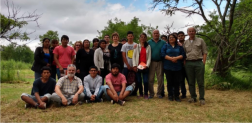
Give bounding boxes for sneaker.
[100,98,103,102]
[131,82,136,90]
[158,95,163,98]
[200,100,205,105]
[188,98,197,103]
[148,96,153,99]
[144,95,148,99]
[175,97,181,102]
[181,95,186,99]
[85,100,90,103]
[111,100,115,104]
[168,96,173,101]
[25,103,32,108]
[117,100,125,106]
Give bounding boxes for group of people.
[21,27,207,109]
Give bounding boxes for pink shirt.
[105,73,127,92]
[53,45,75,68]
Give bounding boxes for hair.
[111,32,119,39]
[127,31,134,36]
[61,35,69,42]
[98,39,107,47]
[89,66,98,71]
[121,38,127,42]
[140,33,148,48]
[42,38,50,47]
[41,66,51,73]
[167,34,178,46]
[111,63,120,70]
[73,41,83,50]
[67,64,76,70]
[82,39,90,48]
[177,31,185,35]
[187,27,196,32]
[51,39,58,44]
[171,32,178,37]
[104,34,110,38]
[161,35,168,39]
[92,38,99,48]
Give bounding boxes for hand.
[203,61,206,65]
[62,97,68,106]
[113,94,119,102]
[76,69,80,73]
[178,42,182,46]
[127,65,132,70]
[90,95,96,101]
[171,57,178,63]
[59,67,64,74]
[38,102,46,109]
[46,63,50,67]
[72,94,79,104]
[143,66,147,69]
[133,66,137,72]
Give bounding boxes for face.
[75,42,81,50]
[89,68,98,77]
[121,41,126,44]
[67,66,76,77]
[152,30,160,40]
[43,39,50,48]
[52,41,59,48]
[178,34,185,41]
[140,34,147,43]
[161,37,167,42]
[111,67,119,76]
[83,41,90,48]
[93,41,99,47]
[127,34,134,42]
[168,35,176,44]
[112,36,119,42]
[104,36,110,43]
[41,70,51,79]
[61,38,69,46]
[100,42,106,49]
[187,27,196,38]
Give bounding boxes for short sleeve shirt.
[53,45,75,68]
[31,78,56,95]
[121,42,136,67]
[105,73,127,92]
[56,76,83,96]
[183,37,207,60]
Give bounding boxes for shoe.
[117,100,125,106]
[168,96,173,101]
[43,103,47,109]
[131,82,136,90]
[25,103,32,108]
[200,100,205,105]
[111,100,115,104]
[175,97,181,102]
[148,96,153,99]
[144,95,148,99]
[85,100,90,103]
[158,95,163,98]
[137,94,143,99]
[181,95,186,99]
[100,98,103,102]
[188,98,197,103]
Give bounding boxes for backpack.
[127,71,135,86]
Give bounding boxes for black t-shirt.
[76,49,95,72]
[108,43,123,68]
[31,78,56,95]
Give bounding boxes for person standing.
[92,38,99,51]
[183,27,207,105]
[53,35,75,79]
[148,30,166,98]
[32,38,52,80]
[50,39,59,80]
[76,40,95,82]
[108,32,123,72]
[104,34,110,49]
[132,33,151,99]
[161,34,185,102]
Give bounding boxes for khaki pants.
[148,61,164,97]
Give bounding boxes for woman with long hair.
[132,33,151,99]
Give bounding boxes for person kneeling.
[51,64,84,106]
[104,63,135,106]
[21,66,56,109]
[83,66,104,103]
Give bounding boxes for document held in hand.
[137,62,146,70]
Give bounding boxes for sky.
[0,0,217,51]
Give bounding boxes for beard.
[112,72,119,76]
[67,73,75,77]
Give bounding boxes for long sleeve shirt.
[84,74,102,97]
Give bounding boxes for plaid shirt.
[57,75,83,96]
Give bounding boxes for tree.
[39,30,59,43]
[152,0,252,77]
[0,0,41,42]
[97,17,157,43]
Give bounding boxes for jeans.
[164,69,182,97]
[122,68,138,95]
[83,86,104,102]
[34,72,41,80]
[56,68,67,80]
[136,68,149,95]
[103,85,134,100]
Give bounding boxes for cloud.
[0,0,207,51]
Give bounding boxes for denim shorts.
[103,85,133,100]
[21,93,51,102]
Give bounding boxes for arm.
[54,85,68,105]
[106,81,117,95]
[76,50,81,73]
[201,39,208,65]
[34,92,46,108]
[94,77,102,96]
[203,54,207,65]
[132,47,137,67]
[119,82,126,97]
[54,53,63,71]
[34,47,47,66]
[84,77,92,98]
[94,50,100,71]
[146,46,151,67]
[122,52,131,70]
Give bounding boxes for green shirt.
[148,39,166,61]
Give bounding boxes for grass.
[1,69,252,122]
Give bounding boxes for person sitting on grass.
[103,63,135,106]
[21,66,56,109]
[50,64,84,106]
[83,66,104,103]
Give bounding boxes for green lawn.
[1,69,252,122]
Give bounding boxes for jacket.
[132,44,151,67]
[31,47,52,73]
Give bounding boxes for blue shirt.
[148,39,166,61]
[44,53,50,63]
[161,44,185,71]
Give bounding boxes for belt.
[186,59,202,62]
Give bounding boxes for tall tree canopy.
[39,30,59,43]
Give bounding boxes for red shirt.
[139,47,147,64]
[105,73,127,92]
[53,45,75,68]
